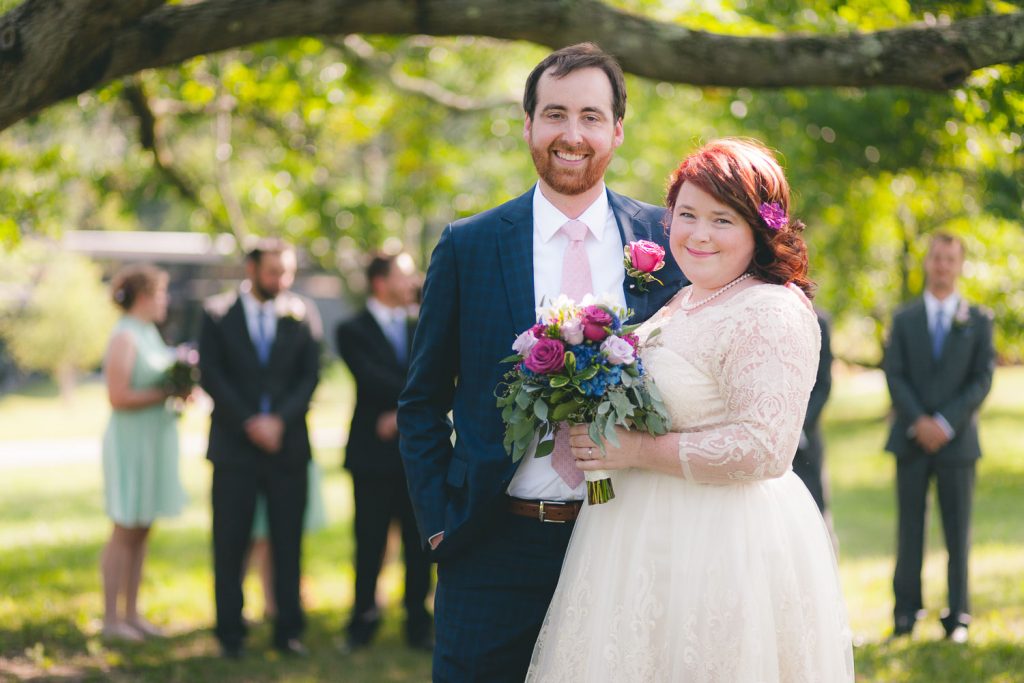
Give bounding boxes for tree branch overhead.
[1,0,1022,132]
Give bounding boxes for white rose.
[560,317,585,345]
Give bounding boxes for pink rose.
[628,240,665,273]
[530,323,547,338]
[582,305,613,342]
[622,333,639,350]
[524,337,566,374]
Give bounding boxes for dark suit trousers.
[433,509,575,683]
[894,456,975,625]
[792,446,826,513]
[350,473,432,635]
[212,461,308,648]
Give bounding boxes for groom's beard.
[530,140,614,196]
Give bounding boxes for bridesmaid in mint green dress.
[100,265,186,641]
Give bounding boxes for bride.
[527,138,854,682]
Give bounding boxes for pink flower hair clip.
[758,202,788,231]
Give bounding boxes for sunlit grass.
[1,364,1022,681]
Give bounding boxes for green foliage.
[1,2,1021,359]
[0,247,117,393]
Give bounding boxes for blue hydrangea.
[580,364,623,397]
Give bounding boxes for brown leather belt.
[507,496,582,523]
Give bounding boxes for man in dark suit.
[199,239,322,658]
[883,232,995,643]
[398,43,685,681]
[335,252,432,652]
[792,311,838,549]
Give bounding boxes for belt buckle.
[538,500,566,524]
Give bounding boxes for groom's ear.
[523,115,533,142]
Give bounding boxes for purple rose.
[524,337,566,374]
[512,329,539,356]
[628,240,666,273]
[582,306,613,342]
[601,335,636,365]
[622,333,639,350]
[530,323,547,338]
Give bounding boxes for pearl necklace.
[680,272,754,311]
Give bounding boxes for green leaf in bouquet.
[610,390,632,420]
[604,417,621,447]
[596,400,611,415]
[550,399,580,422]
[588,421,606,455]
[623,364,640,378]
[647,326,663,341]
[647,380,664,402]
[619,322,641,334]
[535,438,555,458]
[507,409,525,424]
[646,412,667,435]
[576,365,599,381]
[533,400,549,421]
[512,416,535,441]
[499,354,523,364]
[564,351,577,376]
[620,371,635,387]
[550,388,569,403]
[549,375,570,388]
[515,390,532,410]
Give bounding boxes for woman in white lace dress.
[527,138,854,682]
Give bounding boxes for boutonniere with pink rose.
[952,298,970,329]
[623,240,666,293]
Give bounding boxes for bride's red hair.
[665,138,814,298]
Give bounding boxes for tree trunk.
[56,361,77,406]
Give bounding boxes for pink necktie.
[552,219,592,488]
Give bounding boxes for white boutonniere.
[276,296,306,322]
[952,299,970,329]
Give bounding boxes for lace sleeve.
[677,290,820,483]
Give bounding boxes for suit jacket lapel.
[609,189,653,323]
[499,190,537,334]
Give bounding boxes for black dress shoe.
[275,638,309,657]
[346,612,381,649]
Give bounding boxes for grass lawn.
[1,362,1022,682]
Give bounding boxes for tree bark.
[1,0,1022,132]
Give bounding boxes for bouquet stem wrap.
[585,469,615,505]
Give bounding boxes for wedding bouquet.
[496,295,669,504]
[163,344,199,413]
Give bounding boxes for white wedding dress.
[527,284,854,682]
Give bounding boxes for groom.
[398,43,684,681]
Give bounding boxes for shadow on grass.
[0,610,431,683]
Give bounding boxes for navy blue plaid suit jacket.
[398,186,685,558]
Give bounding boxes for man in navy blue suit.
[398,43,685,681]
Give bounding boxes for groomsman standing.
[199,239,322,658]
[336,252,432,652]
[883,232,995,643]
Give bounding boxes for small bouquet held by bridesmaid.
[496,295,670,504]
[163,344,200,413]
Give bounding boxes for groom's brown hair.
[522,43,627,122]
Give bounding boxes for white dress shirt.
[240,286,279,352]
[506,183,626,501]
[366,296,411,352]
[921,289,960,438]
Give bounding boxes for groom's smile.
[524,66,623,200]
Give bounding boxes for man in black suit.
[792,311,838,550]
[335,252,432,651]
[199,239,322,658]
[883,232,995,643]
